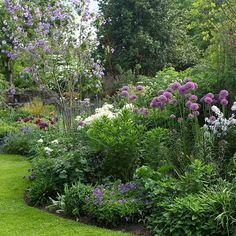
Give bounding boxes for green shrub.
[87,111,145,181]
[147,186,236,236]
[142,127,172,169]
[51,182,92,216]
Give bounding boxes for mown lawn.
[0,154,130,236]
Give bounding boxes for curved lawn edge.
[0,154,130,236]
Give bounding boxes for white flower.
[231,102,236,111]
[37,139,44,143]
[51,139,59,145]
[211,105,221,116]
[44,147,53,155]
[122,103,134,110]
[75,115,82,122]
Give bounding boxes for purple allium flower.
[157,90,165,96]
[150,101,158,108]
[190,103,199,111]
[188,113,194,119]
[169,99,178,105]
[220,98,228,106]
[136,85,144,92]
[186,100,192,109]
[121,90,129,97]
[209,116,216,123]
[206,93,214,99]
[163,91,172,99]
[204,96,213,105]
[178,86,188,95]
[128,95,138,102]
[166,87,173,93]
[184,77,192,83]
[185,81,196,90]
[219,90,229,98]
[170,114,176,119]
[171,82,181,90]
[121,86,129,91]
[78,120,85,127]
[159,95,168,103]
[189,95,198,102]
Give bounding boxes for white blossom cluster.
[76,103,134,129]
[204,105,236,137]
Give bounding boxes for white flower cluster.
[204,105,236,137]
[44,147,53,155]
[76,103,135,129]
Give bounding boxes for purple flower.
[185,82,197,90]
[189,95,198,102]
[209,116,216,123]
[128,95,138,102]
[163,91,172,99]
[166,87,173,93]
[136,85,144,92]
[170,82,181,90]
[22,67,32,73]
[204,96,213,105]
[190,103,199,111]
[206,93,214,99]
[159,95,168,103]
[186,100,192,109]
[121,90,129,97]
[169,99,177,105]
[178,86,188,95]
[157,90,165,96]
[140,108,149,116]
[121,86,129,91]
[133,108,139,113]
[219,90,229,98]
[220,98,228,106]
[188,113,194,119]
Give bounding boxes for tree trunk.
[5,57,13,84]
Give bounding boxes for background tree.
[97,0,199,77]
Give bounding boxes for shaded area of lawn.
[0,155,129,236]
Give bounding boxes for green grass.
[0,155,130,236]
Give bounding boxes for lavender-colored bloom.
[128,95,138,102]
[166,87,173,93]
[121,86,129,91]
[170,82,181,90]
[189,95,198,102]
[188,113,194,119]
[190,103,199,111]
[209,116,216,122]
[186,100,192,109]
[204,96,213,105]
[133,108,139,113]
[22,67,32,73]
[159,95,168,103]
[121,90,129,97]
[185,81,196,90]
[219,90,229,98]
[136,85,144,91]
[140,108,149,116]
[206,93,214,99]
[178,86,188,95]
[220,98,228,106]
[163,91,172,99]
[150,101,158,108]
[157,90,165,96]
[169,99,177,105]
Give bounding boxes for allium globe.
[220,98,228,106]
[190,103,199,111]
[170,82,181,90]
